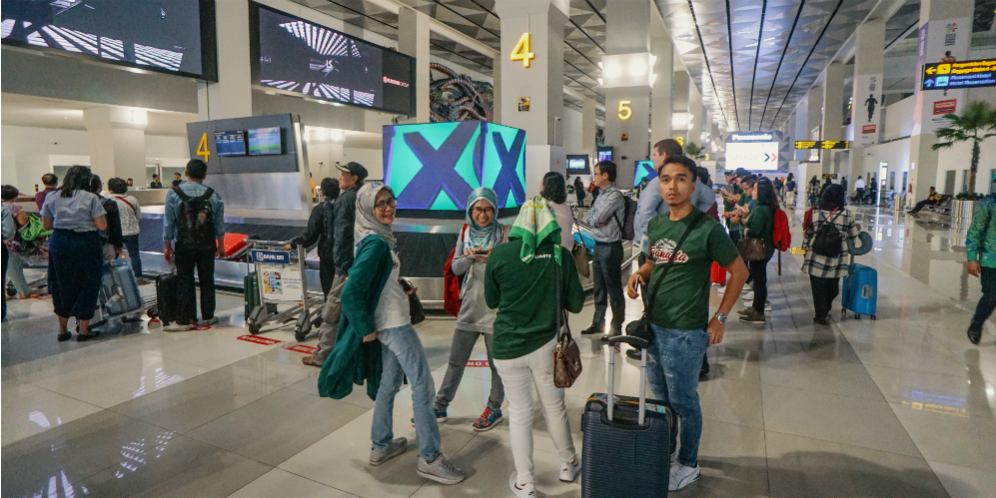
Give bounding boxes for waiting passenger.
[319,182,466,484]
[432,187,507,432]
[2,190,11,320]
[149,174,163,189]
[625,156,748,491]
[35,173,58,210]
[802,185,860,325]
[163,159,225,331]
[286,177,339,296]
[41,166,107,341]
[107,178,143,279]
[966,193,996,344]
[740,177,778,323]
[485,196,584,498]
[2,185,39,299]
[573,176,585,207]
[541,172,575,250]
[908,186,942,214]
[582,160,626,336]
[305,162,366,367]
[84,175,123,261]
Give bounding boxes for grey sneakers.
[369,437,407,466]
[416,453,466,484]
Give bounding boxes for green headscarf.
[507,196,562,265]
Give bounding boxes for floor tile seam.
[240,468,363,498]
[755,376,888,403]
[863,362,996,387]
[760,427,933,463]
[173,383,311,437]
[4,379,111,412]
[882,404,996,475]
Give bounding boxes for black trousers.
[319,257,335,297]
[909,199,933,213]
[809,275,840,320]
[576,191,585,207]
[592,240,625,330]
[2,245,7,320]
[175,246,216,324]
[749,257,771,313]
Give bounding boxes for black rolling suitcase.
[155,272,184,325]
[582,336,675,498]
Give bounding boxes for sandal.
[76,331,101,342]
[57,332,72,342]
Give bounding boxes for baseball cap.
[336,162,368,181]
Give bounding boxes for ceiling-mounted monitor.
[1,0,217,80]
[566,154,590,174]
[250,2,416,116]
[596,146,613,163]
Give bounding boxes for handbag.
[626,211,707,343]
[553,259,582,388]
[737,229,767,262]
[442,225,469,317]
[571,222,591,279]
[400,279,426,325]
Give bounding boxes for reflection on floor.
[2,207,995,498]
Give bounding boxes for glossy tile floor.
[2,207,995,498]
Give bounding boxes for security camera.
[555,117,562,121]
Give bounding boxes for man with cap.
[304,162,368,366]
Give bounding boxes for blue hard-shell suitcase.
[100,258,142,317]
[842,261,877,320]
[582,336,675,498]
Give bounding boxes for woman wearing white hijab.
[334,182,466,484]
[430,187,507,432]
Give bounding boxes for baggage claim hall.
[3,0,996,496]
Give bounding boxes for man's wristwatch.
[713,312,728,324]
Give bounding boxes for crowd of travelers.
[7,133,996,496]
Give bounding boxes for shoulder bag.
[737,228,767,262]
[625,211,707,342]
[570,222,591,278]
[554,254,582,388]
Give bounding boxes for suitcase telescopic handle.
[603,336,649,425]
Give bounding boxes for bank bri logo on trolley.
[250,250,291,264]
[382,122,527,212]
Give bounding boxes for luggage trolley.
[245,240,323,339]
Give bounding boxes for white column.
[198,0,252,120]
[849,19,886,182]
[909,0,975,199]
[688,84,703,148]
[399,8,431,123]
[821,62,845,174]
[582,97,597,160]
[672,71,690,142]
[650,34,673,144]
[83,107,148,183]
[494,0,568,196]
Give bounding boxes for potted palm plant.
[932,101,996,227]
[684,141,707,160]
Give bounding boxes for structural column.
[849,19,886,183]
[821,62,845,175]
[602,0,653,186]
[197,0,252,119]
[650,32,673,144]
[399,8,431,123]
[672,71,690,143]
[688,84,703,149]
[909,0,975,200]
[582,97,598,161]
[83,107,148,183]
[494,0,568,197]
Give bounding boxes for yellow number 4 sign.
[197,132,211,163]
[510,33,535,68]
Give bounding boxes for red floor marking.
[285,344,318,354]
[237,335,283,346]
[465,360,490,368]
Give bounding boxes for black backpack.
[173,186,216,248]
[612,193,637,241]
[811,210,844,258]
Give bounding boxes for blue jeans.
[645,324,709,467]
[371,324,441,462]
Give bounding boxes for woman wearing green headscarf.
[484,196,585,497]
[431,187,507,432]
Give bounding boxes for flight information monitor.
[251,2,415,115]
[383,121,526,213]
[215,131,247,156]
[248,127,282,156]
[566,154,590,174]
[597,146,613,163]
[1,0,217,80]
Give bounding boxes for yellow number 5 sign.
[510,33,535,68]
[617,100,632,120]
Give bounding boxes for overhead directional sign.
[794,140,850,150]
[921,58,996,91]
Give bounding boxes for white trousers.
[493,337,578,484]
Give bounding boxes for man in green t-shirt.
[625,156,749,492]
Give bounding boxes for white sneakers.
[163,322,190,332]
[559,455,581,482]
[669,463,701,491]
[509,474,542,498]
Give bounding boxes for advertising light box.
[1,0,217,80]
[724,132,781,171]
[633,160,656,187]
[383,122,526,213]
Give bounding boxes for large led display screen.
[1,0,216,80]
[725,142,779,171]
[383,122,526,213]
[633,160,656,187]
[251,3,415,116]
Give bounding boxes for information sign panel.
[921,59,996,91]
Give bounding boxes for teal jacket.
[318,235,394,400]
[967,195,996,268]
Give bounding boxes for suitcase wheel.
[247,319,260,335]
[5,282,16,297]
[147,308,159,319]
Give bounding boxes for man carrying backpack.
[582,160,626,336]
[163,159,225,331]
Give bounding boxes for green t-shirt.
[731,193,750,233]
[745,204,775,260]
[723,184,742,211]
[644,209,740,330]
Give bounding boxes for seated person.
[908,187,942,214]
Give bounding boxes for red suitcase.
[223,233,249,259]
[711,261,726,285]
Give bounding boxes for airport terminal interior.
[3,0,996,496]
